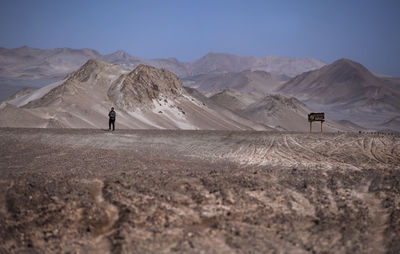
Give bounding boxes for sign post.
[308,113,325,133]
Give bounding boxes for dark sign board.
[308,113,325,122]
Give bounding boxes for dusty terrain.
[0,128,399,253]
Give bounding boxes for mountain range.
[1,46,399,131]
[0,46,325,100]
[0,58,357,131]
[0,60,270,130]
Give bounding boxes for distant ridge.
[0,46,326,81]
[187,52,326,77]
[0,46,101,79]
[183,70,282,95]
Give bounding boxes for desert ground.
[0,128,399,253]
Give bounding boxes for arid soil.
[0,128,399,253]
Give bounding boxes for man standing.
[108,107,116,131]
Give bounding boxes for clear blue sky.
[0,0,399,76]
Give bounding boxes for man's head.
[111,107,114,111]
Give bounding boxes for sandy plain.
[0,128,399,253]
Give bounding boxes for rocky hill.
[108,65,184,110]
[208,89,263,112]
[208,89,359,132]
[279,59,400,131]
[241,94,349,132]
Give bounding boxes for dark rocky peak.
[325,58,376,83]
[108,64,184,109]
[125,64,183,96]
[330,58,369,72]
